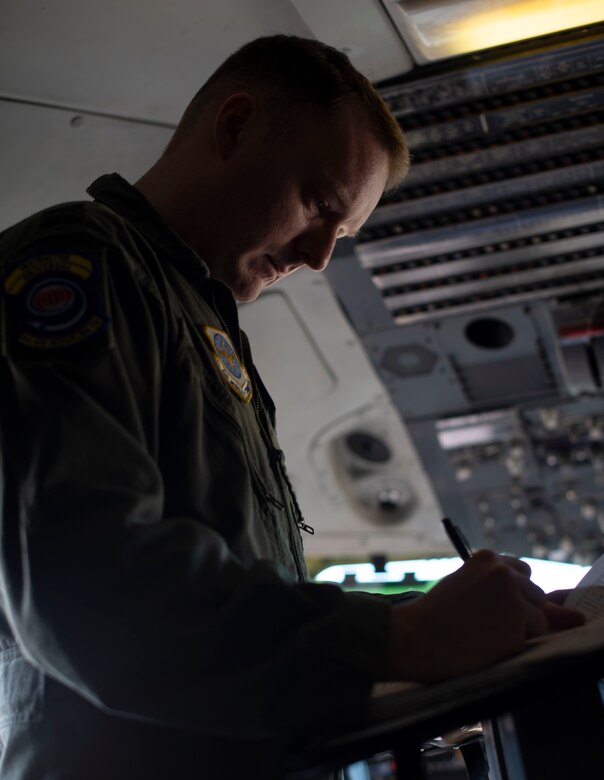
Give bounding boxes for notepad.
[564,551,604,621]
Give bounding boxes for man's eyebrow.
[330,181,348,210]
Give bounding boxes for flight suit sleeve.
[0,216,391,744]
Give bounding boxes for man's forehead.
[269,98,390,205]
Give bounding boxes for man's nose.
[296,226,338,272]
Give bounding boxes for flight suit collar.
[87,173,210,290]
[87,174,276,423]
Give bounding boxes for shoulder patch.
[1,250,111,354]
[202,325,253,403]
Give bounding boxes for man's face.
[205,102,390,301]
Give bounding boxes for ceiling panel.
[0,100,171,229]
[0,0,412,124]
[292,0,413,80]
[0,0,312,122]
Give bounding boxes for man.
[0,35,583,779]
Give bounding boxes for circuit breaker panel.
[328,30,604,564]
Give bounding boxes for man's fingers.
[487,553,551,610]
[544,602,586,630]
[524,603,549,638]
[501,555,532,577]
[546,589,572,606]
[518,576,546,607]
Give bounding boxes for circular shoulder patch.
[2,251,109,352]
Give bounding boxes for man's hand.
[381,549,585,683]
[544,589,587,630]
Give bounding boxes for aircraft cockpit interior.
[2,2,604,778]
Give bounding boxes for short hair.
[166,35,409,191]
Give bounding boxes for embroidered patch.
[202,325,253,403]
[1,251,109,353]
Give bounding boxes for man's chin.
[233,275,280,302]
[234,291,260,303]
[232,282,265,303]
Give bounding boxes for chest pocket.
[187,324,306,576]
[0,644,45,738]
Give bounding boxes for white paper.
[564,551,604,621]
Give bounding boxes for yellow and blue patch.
[1,250,110,354]
[202,325,252,402]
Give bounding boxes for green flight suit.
[0,175,390,779]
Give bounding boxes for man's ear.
[214,93,256,160]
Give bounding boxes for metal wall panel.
[328,30,604,564]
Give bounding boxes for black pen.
[442,517,473,561]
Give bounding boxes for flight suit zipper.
[250,384,313,582]
[252,383,314,536]
[210,287,312,578]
